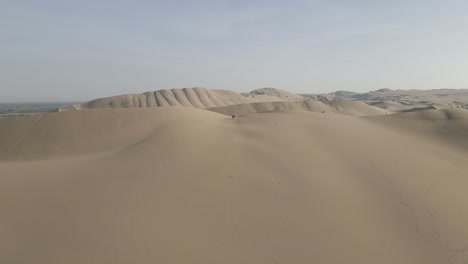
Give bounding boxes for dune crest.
[58,87,389,117]
[59,87,305,111]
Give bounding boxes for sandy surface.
[1,104,468,263]
[322,88,468,112]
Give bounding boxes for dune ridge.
[208,99,389,116]
[58,87,388,117]
[59,87,305,111]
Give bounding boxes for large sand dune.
[59,87,468,117]
[1,106,468,263]
[59,87,304,111]
[57,87,387,117]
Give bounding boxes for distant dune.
[208,99,388,116]
[1,104,468,263]
[321,88,468,112]
[59,87,305,111]
[58,87,390,116]
[60,87,468,115]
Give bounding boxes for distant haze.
[1,0,467,101]
[0,96,80,103]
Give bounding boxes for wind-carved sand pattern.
[1,87,468,263]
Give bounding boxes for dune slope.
[1,107,468,264]
[208,99,389,116]
[59,87,304,111]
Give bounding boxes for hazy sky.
[1,0,467,101]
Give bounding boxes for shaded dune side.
[208,100,390,116]
[368,101,444,112]
[60,88,250,110]
[399,105,438,112]
[60,87,304,111]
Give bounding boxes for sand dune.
[1,106,468,263]
[242,87,304,100]
[59,87,304,111]
[367,100,440,112]
[208,99,389,116]
[59,87,468,116]
[321,88,468,112]
[365,109,468,151]
[0,108,183,160]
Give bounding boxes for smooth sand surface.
[1,106,468,263]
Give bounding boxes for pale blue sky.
[1,0,467,101]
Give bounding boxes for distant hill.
[59,87,305,111]
[59,87,468,113]
[306,88,468,111]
